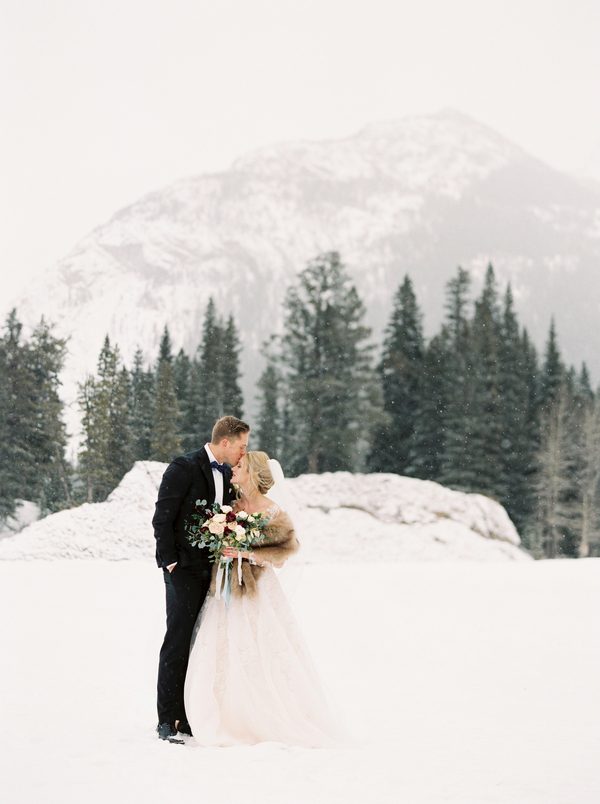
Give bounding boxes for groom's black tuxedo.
[153,446,236,727]
[152,447,236,569]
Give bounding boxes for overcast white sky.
[1,0,600,304]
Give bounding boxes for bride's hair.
[243,451,275,495]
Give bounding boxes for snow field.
[1,559,599,804]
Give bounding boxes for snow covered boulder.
[0,462,529,562]
[289,472,526,561]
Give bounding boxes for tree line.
[1,252,598,558]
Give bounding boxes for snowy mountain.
[8,108,600,420]
[0,462,527,561]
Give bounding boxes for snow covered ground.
[1,559,599,804]
[3,467,595,802]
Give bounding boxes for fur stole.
[209,508,299,598]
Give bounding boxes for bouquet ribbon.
[215,554,244,607]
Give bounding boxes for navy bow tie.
[210,460,228,474]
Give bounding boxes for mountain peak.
[8,110,600,442]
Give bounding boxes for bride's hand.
[222,547,248,560]
[222,547,264,565]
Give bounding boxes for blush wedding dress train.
[183,561,342,747]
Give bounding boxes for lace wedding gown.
[183,510,341,747]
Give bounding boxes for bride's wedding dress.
[183,507,341,747]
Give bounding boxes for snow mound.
[0,462,166,561]
[0,462,528,562]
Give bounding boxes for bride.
[183,451,341,747]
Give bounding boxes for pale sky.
[2,0,600,304]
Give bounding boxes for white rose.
[213,513,227,523]
[221,505,233,514]
[236,510,249,520]
[234,524,246,539]
[208,521,225,535]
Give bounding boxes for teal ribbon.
[222,557,232,607]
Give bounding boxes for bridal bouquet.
[185,501,267,603]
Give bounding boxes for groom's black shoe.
[157,722,184,744]
[176,720,193,737]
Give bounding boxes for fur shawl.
[209,508,299,598]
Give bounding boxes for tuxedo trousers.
[157,564,211,724]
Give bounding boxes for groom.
[153,415,250,742]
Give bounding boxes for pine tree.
[438,268,478,489]
[578,392,600,557]
[495,283,536,528]
[109,367,134,478]
[255,346,282,456]
[151,327,181,461]
[173,349,191,408]
[130,349,154,461]
[531,383,582,557]
[0,310,39,505]
[0,340,12,520]
[180,356,202,451]
[368,275,424,475]
[412,329,450,480]
[578,363,593,402]
[221,314,244,417]
[508,327,542,542]
[78,336,134,501]
[0,312,71,519]
[195,299,224,443]
[0,311,27,521]
[279,251,375,474]
[445,266,471,344]
[466,264,505,498]
[539,318,563,414]
[28,318,72,512]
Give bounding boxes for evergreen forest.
[2,252,599,559]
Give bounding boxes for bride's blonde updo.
[243,451,275,495]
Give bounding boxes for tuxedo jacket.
[152,447,236,570]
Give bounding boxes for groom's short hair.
[211,415,250,443]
